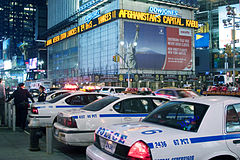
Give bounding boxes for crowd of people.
[0,81,47,131]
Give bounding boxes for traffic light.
[116,55,120,62]
[112,55,120,62]
[224,44,232,55]
[113,55,116,62]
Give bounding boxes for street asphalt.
[0,126,74,160]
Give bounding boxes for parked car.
[99,87,125,95]
[45,90,72,101]
[87,96,240,160]
[53,95,170,146]
[153,88,198,99]
[29,92,107,126]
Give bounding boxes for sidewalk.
[0,127,73,160]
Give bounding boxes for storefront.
[47,0,198,89]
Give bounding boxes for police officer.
[38,85,46,102]
[7,83,35,130]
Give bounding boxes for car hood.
[96,122,197,147]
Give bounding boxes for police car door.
[225,104,240,157]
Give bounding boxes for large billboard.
[219,4,240,48]
[124,22,192,71]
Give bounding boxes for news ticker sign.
[46,9,198,47]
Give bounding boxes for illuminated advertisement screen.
[219,4,240,48]
[3,39,10,60]
[29,58,38,69]
[46,10,198,47]
[124,22,192,71]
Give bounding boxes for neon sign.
[85,10,100,23]
[46,10,198,47]
[149,6,179,17]
[78,0,103,13]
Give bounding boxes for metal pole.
[12,105,16,132]
[128,67,130,88]
[232,12,236,86]
[4,102,8,126]
[46,125,53,154]
[8,103,11,128]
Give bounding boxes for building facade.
[195,0,240,77]
[47,0,198,89]
[0,0,48,87]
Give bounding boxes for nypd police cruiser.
[87,96,240,160]
[54,95,170,146]
[29,92,107,126]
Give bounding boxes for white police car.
[29,92,107,126]
[87,96,240,160]
[53,95,170,146]
[45,90,71,101]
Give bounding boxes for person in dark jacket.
[38,85,47,102]
[7,83,35,130]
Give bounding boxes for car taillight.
[127,141,151,160]
[31,107,38,114]
[63,117,77,128]
[94,133,96,142]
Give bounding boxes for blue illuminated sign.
[85,10,100,23]
[148,6,179,16]
[78,0,103,14]
[195,33,210,48]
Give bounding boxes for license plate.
[54,128,59,136]
[99,137,117,154]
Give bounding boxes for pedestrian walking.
[6,83,35,130]
[38,85,47,102]
[0,78,5,126]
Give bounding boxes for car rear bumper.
[86,144,119,160]
[54,122,95,146]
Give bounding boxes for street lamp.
[115,41,131,88]
[222,5,240,86]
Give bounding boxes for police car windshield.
[143,101,209,132]
[82,96,120,111]
[48,93,71,103]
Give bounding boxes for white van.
[99,87,125,95]
[214,75,233,85]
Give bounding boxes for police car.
[87,96,240,160]
[29,92,107,127]
[45,90,71,101]
[53,95,170,146]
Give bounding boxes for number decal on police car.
[154,141,167,148]
[173,138,190,146]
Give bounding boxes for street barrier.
[28,120,53,154]
[5,102,16,131]
[46,125,53,154]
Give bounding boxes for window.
[143,102,209,132]
[165,90,175,96]
[226,104,240,133]
[65,95,88,105]
[50,92,68,100]
[82,96,119,111]
[152,98,169,107]
[48,93,71,103]
[113,98,155,114]
[86,94,106,103]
